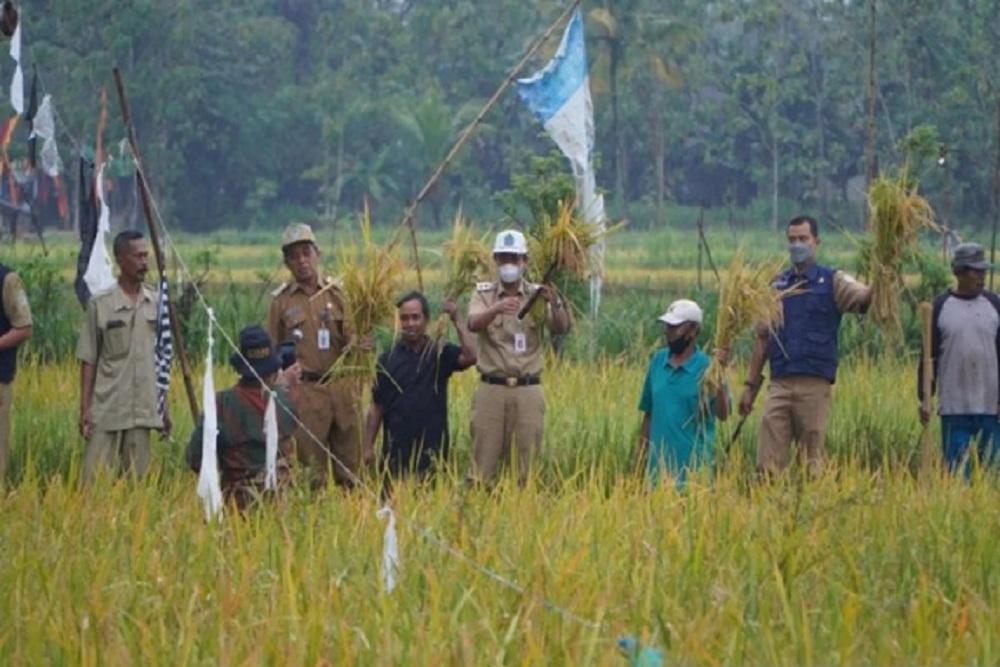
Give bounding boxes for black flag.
[74,153,99,308]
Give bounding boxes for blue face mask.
[789,241,811,265]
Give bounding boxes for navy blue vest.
[0,264,16,383]
[768,264,841,383]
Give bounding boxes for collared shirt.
[638,346,722,485]
[76,284,160,431]
[372,338,463,473]
[468,280,553,377]
[268,275,349,375]
[1,271,31,328]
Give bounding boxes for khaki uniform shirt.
[268,276,349,375]
[2,272,32,328]
[468,280,553,377]
[76,284,160,431]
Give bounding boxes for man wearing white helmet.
[467,229,570,486]
[636,299,730,487]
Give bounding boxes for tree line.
[11,0,1000,234]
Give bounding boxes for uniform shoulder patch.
[476,282,495,292]
[270,281,290,298]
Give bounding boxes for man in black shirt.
[363,291,477,482]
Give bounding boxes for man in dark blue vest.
[739,215,871,475]
[0,262,32,485]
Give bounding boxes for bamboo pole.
[919,302,935,473]
[112,67,199,423]
[991,101,1000,291]
[389,0,583,289]
[864,0,877,229]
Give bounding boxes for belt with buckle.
[300,371,328,383]
[480,374,541,387]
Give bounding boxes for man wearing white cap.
[467,229,570,486]
[636,299,730,487]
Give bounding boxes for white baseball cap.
[657,299,703,326]
[492,229,529,255]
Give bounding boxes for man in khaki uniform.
[268,222,367,488]
[468,229,570,486]
[0,262,32,485]
[77,230,167,482]
[739,215,871,474]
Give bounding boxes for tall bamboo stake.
[112,67,199,423]
[390,0,583,289]
[864,0,877,229]
[919,302,935,473]
[991,100,1000,291]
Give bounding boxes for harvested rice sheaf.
[325,208,403,386]
[866,171,938,334]
[529,199,623,282]
[434,211,492,342]
[701,248,793,398]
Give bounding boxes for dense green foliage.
[11,0,1000,234]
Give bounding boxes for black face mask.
[667,335,692,355]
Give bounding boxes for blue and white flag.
[517,8,607,315]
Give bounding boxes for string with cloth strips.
[124,148,605,636]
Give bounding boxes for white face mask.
[499,263,522,283]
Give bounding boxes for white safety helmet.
[492,229,529,255]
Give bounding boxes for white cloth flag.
[30,94,63,177]
[517,8,607,315]
[376,506,400,594]
[264,391,278,491]
[9,23,21,114]
[83,165,115,296]
[197,310,224,522]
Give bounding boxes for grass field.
[0,226,995,665]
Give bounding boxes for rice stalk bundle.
[867,171,938,334]
[327,207,403,386]
[434,210,492,342]
[529,199,623,281]
[701,248,792,397]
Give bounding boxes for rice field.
[0,228,995,665]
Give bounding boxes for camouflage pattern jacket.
[186,381,296,487]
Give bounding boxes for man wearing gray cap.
[919,242,1000,472]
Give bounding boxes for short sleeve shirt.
[268,276,349,375]
[372,340,463,469]
[2,272,32,328]
[76,284,161,431]
[638,347,721,485]
[468,280,552,377]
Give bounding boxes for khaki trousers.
[0,382,11,485]
[470,383,544,486]
[294,380,362,487]
[757,375,833,474]
[82,428,152,483]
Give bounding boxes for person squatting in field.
[919,242,1000,474]
[636,299,730,488]
[186,326,300,511]
[739,215,872,476]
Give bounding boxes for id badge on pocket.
[514,332,527,354]
[318,327,331,351]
